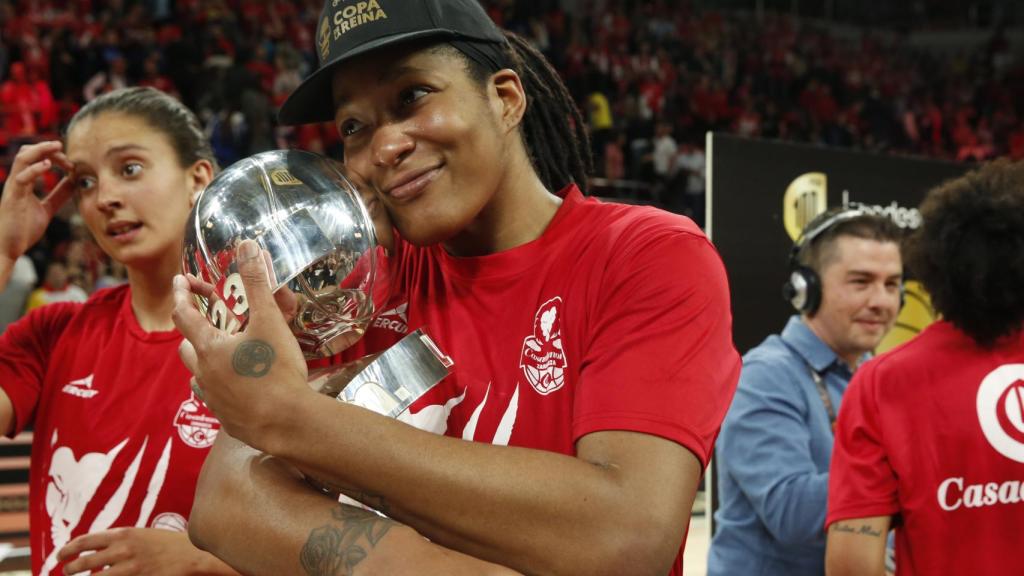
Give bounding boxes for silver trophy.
[182,150,452,421]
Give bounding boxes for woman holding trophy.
[0,87,242,574]
[174,0,741,574]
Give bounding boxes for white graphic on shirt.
[39,432,178,576]
[520,297,567,395]
[135,439,172,527]
[61,374,98,399]
[173,392,220,449]
[89,438,147,533]
[463,383,491,441]
[372,302,409,334]
[460,382,520,446]
[397,388,466,434]
[151,512,188,532]
[976,364,1024,463]
[40,433,127,576]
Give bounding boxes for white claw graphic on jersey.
[398,388,466,434]
[40,435,128,576]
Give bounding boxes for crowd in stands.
[0,0,1021,311]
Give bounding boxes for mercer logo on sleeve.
[372,302,409,334]
[61,374,98,399]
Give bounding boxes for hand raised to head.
[0,141,76,263]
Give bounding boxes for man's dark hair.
[797,211,903,275]
[906,159,1024,347]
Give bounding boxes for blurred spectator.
[94,258,127,291]
[0,255,36,333]
[138,53,177,96]
[587,87,613,168]
[24,261,88,312]
[651,120,678,202]
[603,130,626,180]
[674,141,706,226]
[52,214,105,293]
[1,62,38,136]
[83,54,128,101]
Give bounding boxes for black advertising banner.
[707,133,969,356]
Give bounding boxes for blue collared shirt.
[708,316,859,576]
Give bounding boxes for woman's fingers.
[10,141,63,177]
[40,173,77,217]
[12,158,54,187]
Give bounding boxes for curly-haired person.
[825,159,1024,576]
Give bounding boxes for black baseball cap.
[278,0,505,126]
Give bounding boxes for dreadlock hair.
[906,159,1024,347]
[502,32,592,194]
[441,33,593,194]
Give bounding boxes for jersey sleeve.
[0,302,78,436]
[572,224,741,467]
[826,360,901,528]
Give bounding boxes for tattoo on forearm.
[831,522,883,537]
[300,504,395,576]
[233,340,275,377]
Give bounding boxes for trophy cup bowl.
[182,150,453,432]
[183,149,383,358]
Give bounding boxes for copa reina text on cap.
[328,0,388,39]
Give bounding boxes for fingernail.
[173,275,187,289]
[238,239,258,260]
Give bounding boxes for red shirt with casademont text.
[827,320,1024,575]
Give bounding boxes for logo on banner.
[976,364,1024,463]
[520,297,567,395]
[173,392,221,449]
[783,172,828,241]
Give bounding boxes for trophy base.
[309,328,453,419]
[304,328,453,498]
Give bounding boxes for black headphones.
[782,203,904,315]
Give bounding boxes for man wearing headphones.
[708,205,903,576]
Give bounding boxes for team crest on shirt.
[151,512,188,532]
[976,364,1024,463]
[520,297,567,395]
[173,392,221,449]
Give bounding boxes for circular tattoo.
[232,340,275,378]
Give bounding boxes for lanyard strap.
[807,366,837,433]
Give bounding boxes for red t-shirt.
[0,285,219,576]
[827,321,1024,575]
[343,185,741,575]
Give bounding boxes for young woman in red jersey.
[0,87,239,575]
[174,1,741,575]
